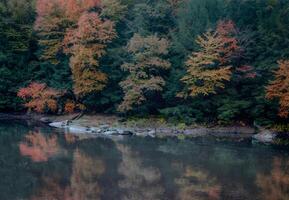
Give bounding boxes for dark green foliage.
[0,0,35,111]
[170,0,225,56]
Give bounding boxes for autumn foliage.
[216,20,241,64]
[63,12,116,96]
[19,131,59,162]
[64,101,76,114]
[64,101,85,113]
[35,0,101,25]
[17,82,60,113]
[179,20,240,98]
[266,60,289,118]
[34,0,72,63]
[179,31,232,97]
[35,0,115,97]
[118,34,171,112]
[236,65,257,79]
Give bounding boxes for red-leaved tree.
[17,82,61,113]
[216,20,241,65]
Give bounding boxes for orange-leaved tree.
[178,20,241,98]
[266,60,289,118]
[35,0,69,64]
[64,100,85,113]
[17,82,61,113]
[36,0,116,99]
[118,34,171,112]
[216,20,241,65]
[35,0,101,64]
[63,12,116,97]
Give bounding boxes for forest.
[1,0,289,127]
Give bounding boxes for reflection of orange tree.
[30,176,72,200]
[19,131,59,162]
[69,149,105,200]
[256,158,289,200]
[30,149,105,200]
[64,133,77,144]
[175,166,221,200]
[117,144,164,200]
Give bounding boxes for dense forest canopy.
[1,0,289,126]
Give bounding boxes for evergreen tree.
[0,0,35,111]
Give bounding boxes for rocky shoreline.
[0,113,287,145]
[49,120,255,137]
[48,120,289,145]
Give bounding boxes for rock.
[212,126,255,135]
[64,120,72,126]
[103,130,119,135]
[122,130,134,135]
[90,127,102,133]
[183,128,207,136]
[115,128,133,135]
[49,121,68,128]
[147,130,156,137]
[68,125,90,134]
[48,120,257,140]
[99,124,110,129]
[135,132,143,136]
[253,130,276,143]
[49,121,135,136]
[158,128,173,135]
[40,117,52,124]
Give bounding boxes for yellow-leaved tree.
[179,20,241,98]
[118,34,171,112]
[266,60,289,118]
[63,12,116,97]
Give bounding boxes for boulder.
[253,130,276,143]
[40,117,52,124]
[49,121,68,128]
[115,128,133,135]
[122,130,134,135]
[147,130,156,137]
[103,130,119,135]
[68,125,90,134]
[90,127,102,133]
[99,124,110,130]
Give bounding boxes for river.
[0,120,288,200]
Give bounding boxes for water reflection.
[256,158,289,200]
[0,121,288,200]
[174,166,221,200]
[117,144,164,200]
[64,133,77,144]
[19,131,60,162]
[28,148,105,200]
[30,175,71,200]
[69,149,105,200]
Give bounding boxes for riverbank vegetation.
[1,0,289,127]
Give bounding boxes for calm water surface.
[0,120,289,200]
